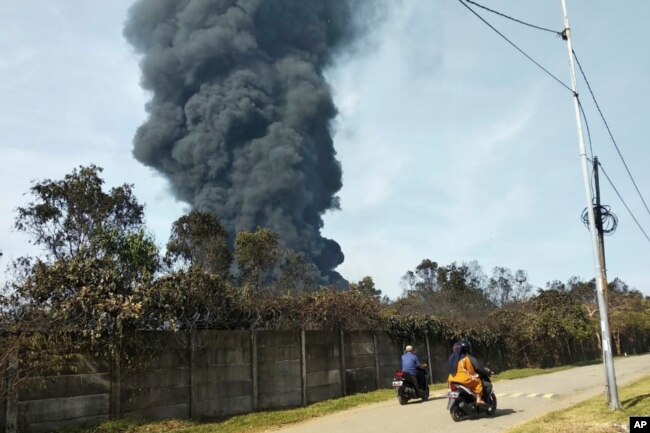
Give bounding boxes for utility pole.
[560,0,620,409]
[593,157,610,310]
[593,156,612,404]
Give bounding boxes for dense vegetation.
[1,165,649,398]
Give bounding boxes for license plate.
[446,391,459,398]
[392,380,403,387]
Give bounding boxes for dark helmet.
[458,340,472,353]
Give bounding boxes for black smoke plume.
[125,0,367,286]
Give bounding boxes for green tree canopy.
[15,164,144,261]
[234,228,281,295]
[165,210,232,276]
[350,276,383,301]
[9,165,160,370]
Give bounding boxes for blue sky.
[1,1,649,298]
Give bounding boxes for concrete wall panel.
[21,414,108,433]
[18,394,108,425]
[121,385,190,412]
[196,380,250,401]
[194,396,252,417]
[122,403,189,421]
[19,372,111,402]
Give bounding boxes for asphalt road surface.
[266,353,650,433]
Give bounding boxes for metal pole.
[593,157,611,403]
[560,0,620,409]
[593,158,610,310]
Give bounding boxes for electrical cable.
[457,0,574,94]
[457,0,650,248]
[462,0,562,36]
[581,205,618,236]
[573,50,650,220]
[598,162,650,244]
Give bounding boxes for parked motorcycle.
[446,368,497,421]
[392,366,430,405]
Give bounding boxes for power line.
[598,161,650,244]
[457,0,650,243]
[572,50,650,220]
[457,0,573,94]
[462,0,562,36]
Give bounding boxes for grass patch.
[492,359,600,382]
[506,374,650,433]
[492,366,572,381]
[61,388,396,433]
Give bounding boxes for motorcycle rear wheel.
[450,402,465,422]
[398,395,409,405]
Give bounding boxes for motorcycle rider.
[447,340,491,405]
[401,345,428,391]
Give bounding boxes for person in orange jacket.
[447,340,490,405]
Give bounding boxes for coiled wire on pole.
[581,204,618,235]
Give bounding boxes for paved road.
[266,354,650,433]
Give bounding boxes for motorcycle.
[392,366,430,405]
[446,368,497,421]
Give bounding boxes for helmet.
[458,340,472,353]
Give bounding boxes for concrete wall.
[305,331,341,404]
[343,331,376,395]
[375,333,402,389]
[4,330,459,432]
[192,331,252,418]
[120,333,190,421]
[17,358,110,433]
[427,340,450,382]
[256,331,302,410]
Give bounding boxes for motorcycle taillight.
[450,383,459,391]
[395,370,405,379]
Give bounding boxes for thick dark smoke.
[125,0,366,286]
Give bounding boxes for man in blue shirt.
[401,345,428,391]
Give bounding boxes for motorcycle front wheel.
[485,393,497,416]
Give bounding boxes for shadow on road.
[494,408,518,417]
[458,408,518,422]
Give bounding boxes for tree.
[147,270,250,330]
[272,250,320,295]
[6,165,160,385]
[165,211,231,277]
[487,267,532,307]
[399,259,438,294]
[395,260,494,319]
[15,165,144,261]
[606,278,649,355]
[234,228,281,295]
[436,262,495,318]
[564,276,598,317]
[415,259,438,292]
[525,290,592,366]
[350,276,383,301]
